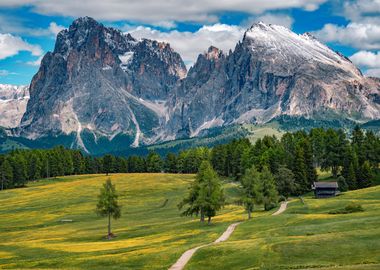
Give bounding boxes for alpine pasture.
[0,173,379,269]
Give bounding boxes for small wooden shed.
[312,182,339,198]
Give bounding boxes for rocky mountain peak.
[7,18,380,153]
[242,21,362,79]
[19,17,188,149]
[205,46,223,60]
[70,16,99,29]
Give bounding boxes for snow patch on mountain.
[119,51,134,71]
[245,22,362,78]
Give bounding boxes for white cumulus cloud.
[0,0,326,24]
[343,0,380,24]
[314,23,380,50]
[0,33,43,60]
[48,22,66,36]
[350,51,380,77]
[314,1,380,51]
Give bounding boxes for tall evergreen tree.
[357,161,373,189]
[197,162,225,224]
[0,159,13,190]
[178,161,224,224]
[164,153,178,173]
[275,166,298,199]
[293,145,308,194]
[300,138,318,185]
[103,154,114,176]
[241,166,262,219]
[260,167,279,211]
[28,153,42,180]
[211,144,227,176]
[96,179,121,239]
[146,152,163,173]
[10,155,27,187]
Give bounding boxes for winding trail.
[169,201,288,270]
[272,201,288,216]
[169,222,241,270]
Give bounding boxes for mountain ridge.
[2,17,380,153]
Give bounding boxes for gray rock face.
[0,84,29,128]
[15,19,380,150]
[19,17,186,150]
[166,22,380,137]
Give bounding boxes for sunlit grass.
[0,173,245,269]
[2,173,378,270]
[186,186,380,270]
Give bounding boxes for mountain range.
[2,17,380,153]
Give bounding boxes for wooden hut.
[312,182,339,198]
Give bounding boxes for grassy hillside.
[1,174,379,270]
[186,186,380,270]
[0,174,244,269]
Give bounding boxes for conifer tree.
[0,159,13,190]
[96,179,121,239]
[357,161,373,188]
[211,144,227,176]
[164,153,178,173]
[337,176,348,192]
[301,138,318,185]
[146,152,163,173]
[241,166,262,219]
[179,161,224,224]
[293,145,308,194]
[197,162,225,224]
[260,167,279,211]
[275,166,298,199]
[103,154,114,176]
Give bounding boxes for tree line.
[1,126,379,194]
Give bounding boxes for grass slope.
[1,174,379,270]
[0,174,244,270]
[186,186,380,270]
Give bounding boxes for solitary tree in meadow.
[179,160,224,224]
[96,179,121,239]
[197,163,225,224]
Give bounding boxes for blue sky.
[0,0,380,85]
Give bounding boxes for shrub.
[337,176,348,192]
[329,202,364,214]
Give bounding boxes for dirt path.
[169,202,288,270]
[168,222,241,270]
[272,201,288,216]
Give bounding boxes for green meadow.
[0,173,379,269]
[187,186,380,270]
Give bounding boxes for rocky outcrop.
[166,22,380,137]
[0,84,29,128]
[19,17,186,150]
[12,19,380,151]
